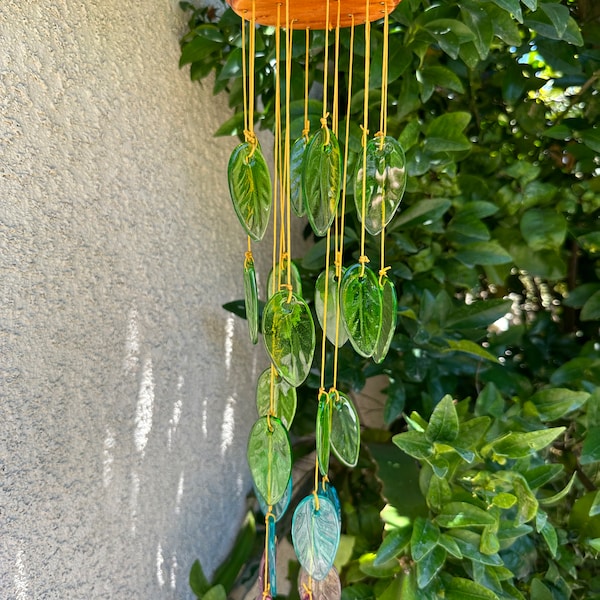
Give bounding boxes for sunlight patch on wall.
[124,308,140,375]
[224,314,235,377]
[134,356,155,455]
[220,395,236,457]
[103,428,116,488]
[14,550,28,600]
[175,472,184,516]
[156,543,165,588]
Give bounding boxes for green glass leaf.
[315,268,348,347]
[256,368,297,429]
[298,566,341,600]
[227,142,272,241]
[340,264,383,358]
[316,395,332,476]
[247,416,292,506]
[354,136,407,235]
[373,278,397,364]
[292,495,341,581]
[262,291,316,387]
[244,258,259,344]
[426,394,459,443]
[302,128,341,236]
[290,137,307,217]
[330,391,360,468]
[254,476,292,522]
[267,259,303,299]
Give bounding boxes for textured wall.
[0,1,272,598]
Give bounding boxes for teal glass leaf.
[228,142,272,241]
[354,136,406,235]
[256,368,297,429]
[247,416,292,506]
[316,395,332,476]
[373,278,398,364]
[318,482,342,523]
[340,264,383,357]
[302,129,341,236]
[330,391,361,467]
[298,566,341,600]
[254,476,292,522]
[244,258,259,344]
[292,495,341,581]
[267,260,303,299]
[315,268,348,347]
[262,291,316,387]
[268,514,277,597]
[290,137,307,217]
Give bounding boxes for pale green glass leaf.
[330,391,360,468]
[244,259,259,344]
[316,395,332,476]
[416,545,446,588]
[247,416,292,505]
[290,137,307,217]
[267,260,303,299]
[292,495,341,581]
[256,368,297,429]
[254,476,292,522]
[228,142,272,241]
[354,136,407,235]
[302,128,341,236]
[315,268,348,347]
[435,502,496,528]
[411,517,440,561]
[373,278,397,364]
[340,264,383,357]
[426,395,459,443]
[262,291,316,387]
[298,566,341,600]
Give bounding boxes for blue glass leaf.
[292,495,341,581]
[268,514,277,597]
[247,416,292,506]
[318,482,342,524]
[244,258,259,344]
[254,476,292,522]
[298,566,341,600]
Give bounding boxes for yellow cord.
[359,5,371,278]
[244,2,258,159]
[285,0,294,300]
[319,229,331,393]
[303,28,311,141]
[263,510,273,597]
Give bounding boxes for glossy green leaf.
[528,388,589,421]
[315,268,348,347]
[411,517,440,561]
[267,260,303,299]
[540,521,558,557]
[330,391,360,468]
[373,278,397,364]
[416,545,446,588]
[426,395,459,443]
[247,416,292,506]
[340,264,383,358]
[438,533,463,559]
[262,291,316,387]
[581,427,600,464]
[581,290,600,322]
[256,367,297,429]
[483,427,565,459]
[316,394,332,476]
[455,241,512,266]
[290,137,307,217]
[492,493,517,509]
[202,585,227,600]
[393,430,433,460]
[520,208,567,251]
[425,111,471,152]
[354,136,407,235]
[446,530,503,566]
[189,559,211,597]
[374,527,411,566]
[445,339,499,363]
[302,128,341,236]
[389,197,451,230]
[298,566,341,600]
[227,142,272,241]
[244,258,259,344]
[523,464,564,489]
[512,475,538,525]
[435,502,496,528]
[292,495,341,581]
[445,577,499,600]
[426,474,452,512]
[480,526,500,555]
[446,299,512,330]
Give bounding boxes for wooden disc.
[227,0,401,29]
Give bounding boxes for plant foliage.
[180,0,600,597]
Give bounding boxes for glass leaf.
[247,416,292,506]
[302,129,341,237]
[256,368,297,429]
[315,268,348,347]
[267,260,303,299]
[256,551,273,600]
[298,566,341,600]
[254,476,292,522]
[262,291,316,387]
[330,391,361,468]
[268,514,277,597]
[228,142,272,241]
[290,137,307,217]
[354,136,406,236]
[244,258,259,344]
[316,395,332,476]
[373,278,398,364]
[318,482,342,523]
[292,495,341,581]
[340,264,383,357]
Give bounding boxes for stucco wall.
[0,2,271,597]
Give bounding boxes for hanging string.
[332,14,355,390]
[285,0,294,303]
[244,2,258,158]
[303,27,311,142]
[320,0,331,144]
[332,0,342,136]
[359,3,371,278]
[263,509,274,598]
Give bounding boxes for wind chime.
[226,0,405,597]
